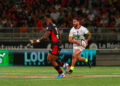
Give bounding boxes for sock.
[54,65,63,74]
[85,59,88,63]
[56,60,63,66]
[69,66,74,73]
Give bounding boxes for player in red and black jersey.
[45,19,62,56]
[30,14,65,78]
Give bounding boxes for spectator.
[36,16,43,31]
[0,0,119,32]
[19,23,27,32]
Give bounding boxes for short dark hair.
[73,17,80,21]
[45,14,51,18]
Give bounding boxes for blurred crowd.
[0,0,120,32]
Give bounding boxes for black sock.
[69,70,73,73]
[56,60,64,66]
[54,65,63,74]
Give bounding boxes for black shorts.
[49,41,62,56]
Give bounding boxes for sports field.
[0,66,120,86]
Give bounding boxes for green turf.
[0,66,120,86]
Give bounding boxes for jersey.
[46,23,61,56]
[46,23,60,42]
[69,26,89,51]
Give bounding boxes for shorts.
[73,46,85,53]
[49,41,62,56]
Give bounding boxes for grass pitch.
[0,66,120,86]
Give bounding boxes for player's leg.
[76,47,91,67]
[56,46,64,67]
[47,53,65,78]
[77,55,91,67]
[56,59,64,66]
[68,49,81,74]
[47,53,58,66]
[47,45,65,78]
[77,56,88,62]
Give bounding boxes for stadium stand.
[0,0,120,30]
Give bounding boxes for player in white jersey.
[66,17,92,74]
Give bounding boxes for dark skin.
[39,17,62,42]
[39,29,62,42]
[39,32,50,41]
[30,32,50,43]
[43,17,60,67]
[30,17,61,68]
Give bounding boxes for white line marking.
[0,75,120,79]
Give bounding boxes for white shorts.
[73,46,85,53]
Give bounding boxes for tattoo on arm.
[39,32,50,41]
[44,32,50,37]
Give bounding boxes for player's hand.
[76,41,81,46]
[30,39,36,44]
[85,40,88,46]
[30,39,40,44]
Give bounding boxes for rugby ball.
[81,40,87,47]
[63,63,69,72]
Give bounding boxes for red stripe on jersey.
[46,30,51,34]
[52,45,58,54]
[51,30,58,42]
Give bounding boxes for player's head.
[44,14,51,20]
[72,17,80,28]
[44,14,52,25]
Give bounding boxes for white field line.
[0,75,120,79]
[0,73,56,75]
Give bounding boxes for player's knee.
[73,52,80,58]
[47,57,50,61]
[47,54,51,61]
[72,54,77,58]
[47,57,53,63]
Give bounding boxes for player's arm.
[85,32,91,41]
[84,31,92,45]
[69,36,81,45]
[30,32,50,44]
[39,32,50,41]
